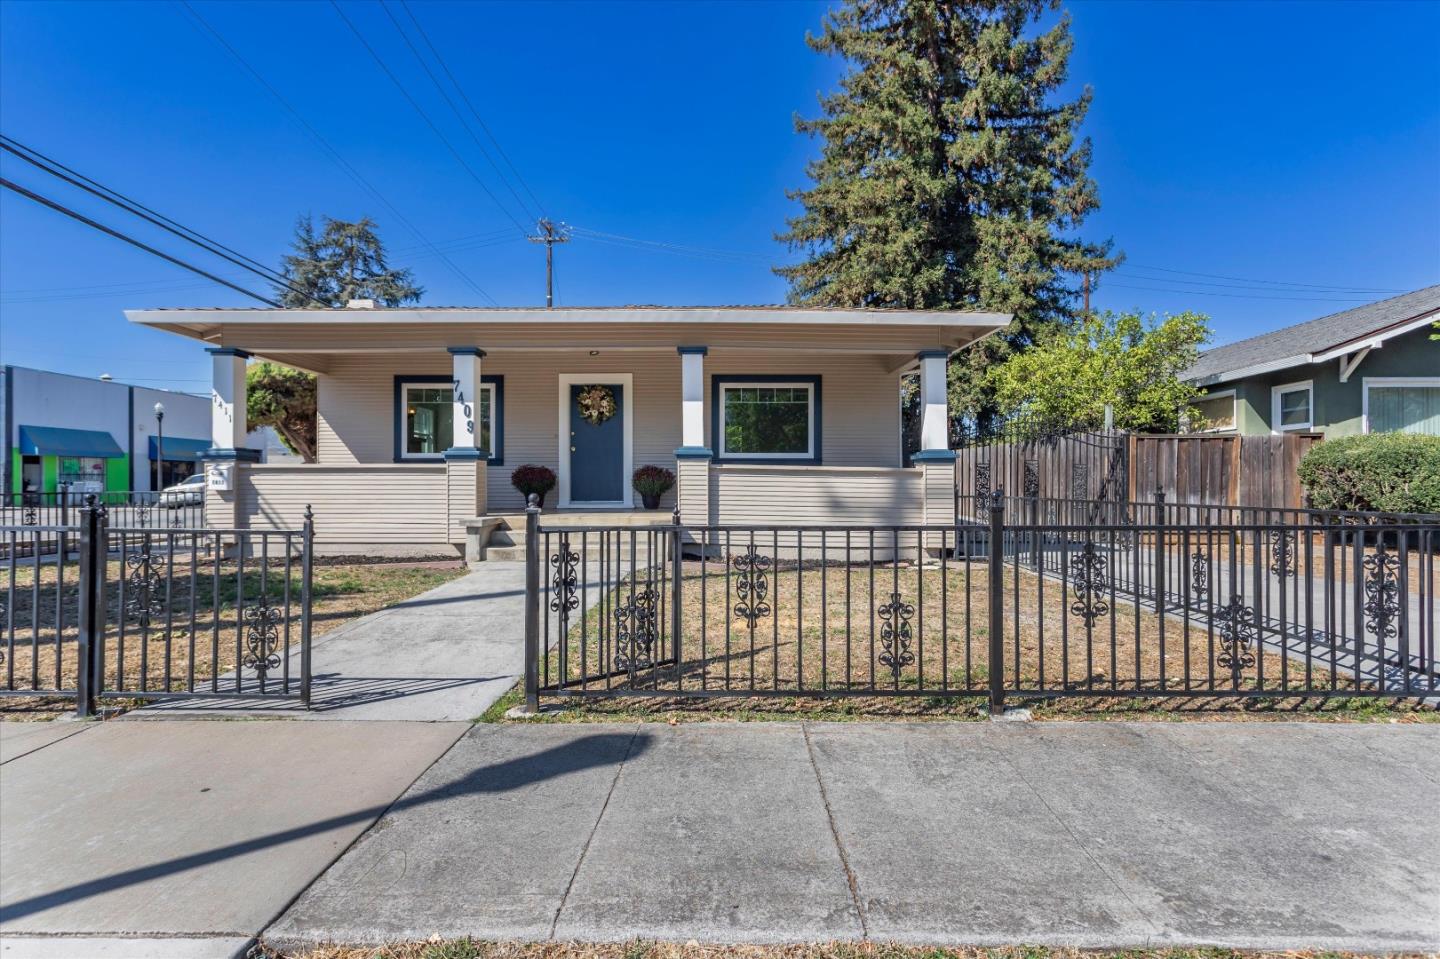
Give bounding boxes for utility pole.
[528,218,570,308]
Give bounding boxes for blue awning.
[18,426,124,459]
[148,436,213,462]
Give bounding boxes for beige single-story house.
[125,304,1009,556]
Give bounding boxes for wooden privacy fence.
[1128,433,1322,509]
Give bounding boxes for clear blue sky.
[2,0,1437,393]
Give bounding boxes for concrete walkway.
[0,718,467,958]
[268,720,1440,953]
[141,562,530,722]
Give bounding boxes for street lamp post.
[153,402,166,495]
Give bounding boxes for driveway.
[267,720,1440,952]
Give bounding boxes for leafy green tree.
[986,311,1211,432]
[276,215,422,308]
[247,362,317,462]
[777,0,1118,426]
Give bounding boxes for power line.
[1,135,327,306]
[1115,269,1402,296]
[328,0,531,237]
[1,177,283,306]
[378,0,539,224]
[177,0,500,306]
[1102,281,1379,303]
[570,226,772,263]
[397,0,549,220]
[1122,263,1404,294]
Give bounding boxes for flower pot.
[641,493,660,510]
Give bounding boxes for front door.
[568,382,626,503]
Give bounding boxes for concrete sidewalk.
[0,718,466,958]
[268,720,1440,952]
[141,562,530,722]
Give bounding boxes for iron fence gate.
[522,496,1439,712]
[2,502,313,715]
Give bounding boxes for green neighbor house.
[1185,285,1440,437]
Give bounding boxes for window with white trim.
[717,380,817,460]
[1365,378,1440,436]
[399,380,495,459]
[1272,380,1313,432]
[1191,390,1236,431]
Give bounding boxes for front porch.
[125,306,1009,558]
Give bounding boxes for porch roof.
[125,305,1011,374]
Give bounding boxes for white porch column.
[913,349,956,546]
[207,348,250,451]
[203,347,258,530]
[675,346,711,527]
[447,347,486,454]
[918,349,950,453]
[445,347,487,547]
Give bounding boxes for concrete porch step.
[484,543,661,563]
[473,510,672,562]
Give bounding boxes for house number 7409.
[453,379,474,436]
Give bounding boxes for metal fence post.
[74,497,101,718]
[987,489,1006,716]
[670,503,682,666]
[300,504,314,707]
[523,493,541,713]
[59,482,71,528]
[1154,488,1167,603]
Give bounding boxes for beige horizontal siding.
[316,351,904,515]
[238,464,448,546]
[709,465,922,527]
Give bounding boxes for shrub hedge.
[1296,432,1440,513]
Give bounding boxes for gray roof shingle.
[1185,284,1440,383]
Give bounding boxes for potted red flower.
[510,464,557,508]
[632,465,676,510]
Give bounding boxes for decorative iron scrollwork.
[1362,546,1401,644]
[974,462,991,519]
[614,588,658,672]
[1190,550,1210,603]
[877,591,916,679]
[1023,460,1040,498]
[242,598,283,678]
[134,504,152,529]
[1068,541,1110,626]
[22,506,38,525]
[732,551,772,626]
[1214,594,1257,674]
[1070,462,1089,501]
[1269,530,1297,578]
[124,541,165,630]
[548,537,580,622]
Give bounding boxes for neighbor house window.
[1191,390,1236,432]
[713,376,820,462]
[395,376,503,461]
[1271,380,1313,432]
[1364,377,1440,436]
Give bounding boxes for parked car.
[159,473,205,507]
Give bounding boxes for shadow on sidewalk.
[0,730,648,924]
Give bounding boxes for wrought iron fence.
[522,494,1439,712]
[1,488,204,557]
[2,501,312,715]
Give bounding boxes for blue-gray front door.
[569,383,625,502]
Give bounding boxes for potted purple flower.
[510,464,557,508]
[632,465,676,510]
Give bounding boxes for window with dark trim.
[711,375,821,463]
[393,375,504,463]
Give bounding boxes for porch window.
[394,376,503,461]
[1191,390,1236,431]
[713,376,820,463]
[1271,380,1313,432]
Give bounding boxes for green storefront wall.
[10,449,132,495]
[1208,325,1439,437]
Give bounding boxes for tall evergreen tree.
[277,215,423,308]
[777,0,1118,425]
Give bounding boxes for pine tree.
[777,0,1118,426]
[277,215,423,308]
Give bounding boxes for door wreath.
[576,385,617,426]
